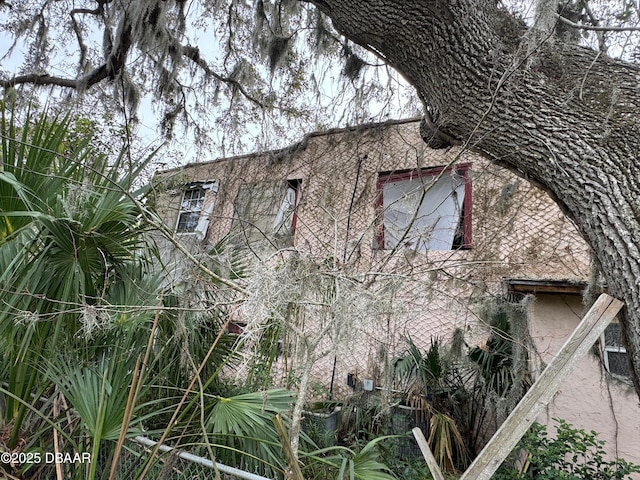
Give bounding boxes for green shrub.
[495,419,640,479]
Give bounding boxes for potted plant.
[302,400,342,447]
[391,336,467,471]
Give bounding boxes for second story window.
[231,179,301,247]
[175,181,218,236]
[377,164,472,252]
[176,187,205,233]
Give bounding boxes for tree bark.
[307,0,640,396]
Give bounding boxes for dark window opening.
[231,179,302,247]
[602,321,631,379]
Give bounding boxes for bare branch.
[181,45,265,108]
[557,13,640,32]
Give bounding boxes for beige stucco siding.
[152,120,592,391]
[530,294,640,468]
[150,119,639,456]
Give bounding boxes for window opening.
[175,181,218,235]
[231,179,301,247]
[601,320,631,379]
[176,188,205,233]
[273,179,301,235]
[377,165,471,251]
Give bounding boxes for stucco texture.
[530,294,640,468]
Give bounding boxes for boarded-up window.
[231,179,300,247]
[377,165,471,251]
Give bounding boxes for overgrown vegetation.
[0,111,293,479]
[379,298,532,473]
[2,109,638,480]
[0,109,402,480]
[495,419,640,479]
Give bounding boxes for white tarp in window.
[382,171,465,251]
[272,185,297,235]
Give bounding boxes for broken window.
[175,181,218,236]
[231,179,301,247]
[377,165,471,251]
[601,320,631,379]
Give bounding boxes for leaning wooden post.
[458,293,623,480]
[273,414,304,480]
[412,427,445,480]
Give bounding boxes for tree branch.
[557,14,640,32]
[0,74,78,89]
[1,9,134,91]
[0,64,111,90]
[181,45,265,108]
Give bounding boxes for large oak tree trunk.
[308,0,640,396]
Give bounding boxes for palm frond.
[204,389,293,476]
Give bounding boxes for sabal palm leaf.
[204,389,293,475]
[349,437,397,480]
[47,353,171,480]
[0,114,153,312]
[48,356,131,441]
[0,110,156,448]
[428,411,467,473]
[302,436,397,480]
[0,111,82,238]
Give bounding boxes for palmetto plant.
[46,352,171,480]
[302,436,398,480]
[0,109,156,451]
[0,110,329,480]
[203,388,293,477]
[392,337,467,473]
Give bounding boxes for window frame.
[230,178,302,247]
[175,181,218,236]
[600,319,631,379]
[375,163,472,251]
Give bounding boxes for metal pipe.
[133,436,273,480]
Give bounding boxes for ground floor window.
[601,320,631,379]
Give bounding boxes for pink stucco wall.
[530,293,640,467]
[152,119,591,397]
[153,119,639,464]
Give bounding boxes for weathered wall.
[151,119,640,461]
[152,118,596,404]
[530,293,640,468]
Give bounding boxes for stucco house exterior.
[152,118,640,464]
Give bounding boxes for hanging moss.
[268,35,290,74]
[313,10,334,53]
[343,53,366,81]
[494,181,520,216]
[474,295,533,418]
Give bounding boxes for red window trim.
[376,163,472,250]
